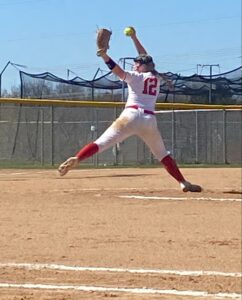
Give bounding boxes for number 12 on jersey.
[142,77,158,96]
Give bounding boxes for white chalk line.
[0,263,241,299]
[0,169,116,176]
[0,283,240,299]
[57,187,149,191]
[119,195,241,202]
[52,188,241,202]
[0,263,241,278]
[0,172,28,175]
[0,171,51,176]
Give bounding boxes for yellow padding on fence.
[0,98,241,110]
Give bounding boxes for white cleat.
[58,157,79,176]
[180,181,202,192]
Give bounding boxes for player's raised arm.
[124,26,147,55]
[101,53,126,80]
[96,28,126,80]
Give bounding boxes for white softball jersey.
[94,70,169,161]
[124,71,160,111]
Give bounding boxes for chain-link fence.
[0,104,241,166]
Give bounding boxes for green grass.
[0,160,241,169]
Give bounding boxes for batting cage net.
[0,99,241,166]
[19,66,242,104]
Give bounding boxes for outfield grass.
[0,161,241,169]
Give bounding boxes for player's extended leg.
[58,111,135,176]
[58,143,99,176]
[139,122,202,192]
[161,155,202,192]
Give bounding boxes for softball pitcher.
[58,27,202,192]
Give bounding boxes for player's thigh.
[140,126,168,161]
[94,121,133,153]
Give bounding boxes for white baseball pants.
[94,107,168,161]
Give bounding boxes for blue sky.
[0,0,241,92]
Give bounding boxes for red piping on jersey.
[125,105,155,115]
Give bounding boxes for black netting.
[20,70,125,101]
[20,66,242,104]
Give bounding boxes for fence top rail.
[0,98,242,110]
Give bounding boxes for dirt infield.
[0,167,241,299]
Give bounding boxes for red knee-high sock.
[76,143,99,161]
[161,155,185,183]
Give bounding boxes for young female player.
[58,27,202,192]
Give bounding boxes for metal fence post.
[171,111,175,158]
[195,110,199,163]
[222,110,227,164]
[95,108,99,167]
[50,105,54,166]
[40,108,44,165]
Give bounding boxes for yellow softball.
[124,27,134,36]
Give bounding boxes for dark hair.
[134,54,160,76]
[134,54,153,65]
